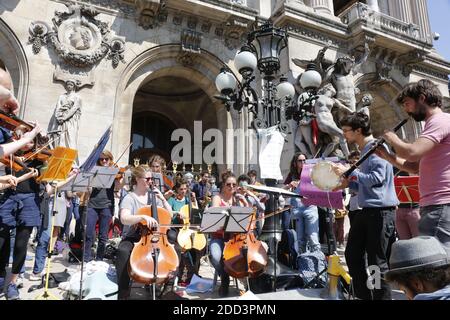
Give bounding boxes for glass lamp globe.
[234,48,257,75]
[299,64,322,90]
[215,69,237,95]
[276,77,295,100]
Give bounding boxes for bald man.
[0,68,19,115]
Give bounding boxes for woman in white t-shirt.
[115,165,172,300]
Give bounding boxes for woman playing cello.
[115,165,173,300]
[209,171,250,297]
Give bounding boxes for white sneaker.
[29,272,43,281]
[16,274,24,288]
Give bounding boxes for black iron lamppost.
[214,21,296,135]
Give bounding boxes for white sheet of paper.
[258,126,285,180]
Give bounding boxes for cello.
[177,187,206,251]
[128,189,179,286]
[222,206,291,279]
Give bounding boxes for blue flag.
[80,125,112,173]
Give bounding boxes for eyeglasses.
[226,183,237,187]
[342,128,354,133]
[297,159,306,163]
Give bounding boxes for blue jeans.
[209,238,229,282]
[291,200,320,253]
[84,207,112,261]
[63,198,80,240]
[33,213,52,274]
[419,204,450,255]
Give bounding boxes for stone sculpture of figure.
[294,94,317,158]
[69,26,91,50]
[323,43,370,112]
[314,84,352,158]
[356,93,374,118]
[48,80,82,151]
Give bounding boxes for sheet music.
[258,126,285,180]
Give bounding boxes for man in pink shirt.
[377,79,450,255]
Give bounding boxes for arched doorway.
[129,74,220,176]
[130,112,177,164]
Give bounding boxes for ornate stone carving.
[215,27,224,37]
[181,29,202,53]
[201,22,212,33]
[48,80,82,152]
[369,47,393,88]
[398,49,427,77]
[28,21,50,54]
[108,38,126,69]
[173,15,183,26]
[176,51,197,67]
[135,0,166,30]
[54,64,95,89]
[187,17,198,30]
[286,24,345,48]
[29,3,126,69]
[76,0,135,15]
[223,18,251,50]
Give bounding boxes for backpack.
[297,250,328,288]
[277,229,299,269]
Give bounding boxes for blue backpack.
[297,250,328,288]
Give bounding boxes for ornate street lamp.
[214,21,295,135]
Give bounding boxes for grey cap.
[386,236,450,280]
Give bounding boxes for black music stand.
[60,165,118,300]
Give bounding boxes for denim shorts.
[0,192,41,227]
[419,204,450,253]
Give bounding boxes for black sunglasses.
[99,158,109,161]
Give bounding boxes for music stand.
[59,165,118,300]
[394,176,419,203]
[246,184,303,292]
[35,147,77,300]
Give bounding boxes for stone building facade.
[0,0,449,177]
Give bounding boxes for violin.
[0,155,28,172]
[21,147,53,162]
[128,190,179,285]
[0,110,48,146]
[177,189,206,251]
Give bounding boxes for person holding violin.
[84,151,119,262]
[116,165,173,300]
[0,136,42,299]
[210,171,250,297]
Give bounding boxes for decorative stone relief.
[135,0,166,30]
[201,22,212,33]
[398,49,427,77]
[181,29,202,53]
[28,21,50,54]
[54,64,95,89]
[187,17,198,30]
[176,51,197,67]
[223,17,251,50]
[29,3,126,69]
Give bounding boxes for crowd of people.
[0,60,449,301]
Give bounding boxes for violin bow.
[112,142,132,166]
[23,134,62,162]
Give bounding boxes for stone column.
[389,0,413,23]
[410,0,432,42]
[307,0,334,15]
[366,0,380,12]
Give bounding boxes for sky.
[428,0,450,61]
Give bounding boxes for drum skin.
[310,161,341,191]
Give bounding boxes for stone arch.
[112,44,235,172]
[0,17,29,116]
[355,73,420,142]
